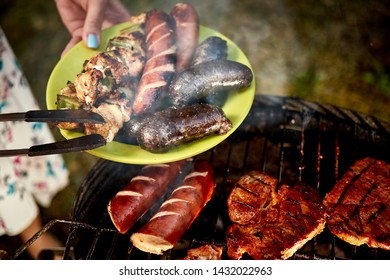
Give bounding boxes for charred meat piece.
[226,174,327,260]
[183,244,223,260]
[323,158,390,250]
[132,103,232,153]
[169,60,253,107]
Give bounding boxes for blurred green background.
[1,0,390,255]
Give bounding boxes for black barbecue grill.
[8,94,390,260]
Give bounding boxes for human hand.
[55,0,131,56]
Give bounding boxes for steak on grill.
[227,171,278,225]
[323,157,390,250]
[226,172,327,259]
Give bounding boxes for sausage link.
[191,36,228,66]
[169,59,253,107]
[135,103,232,152]
[132,10,176,115]
[191,36,229,106]
[130,159,215,255]
[107,159,190,233]
[170,2,199,72]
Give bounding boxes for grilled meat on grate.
[323,157,390,250]
[227,171,278,225]
[226,172,327,259]
[183,244,223,260]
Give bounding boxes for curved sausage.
[170,2,199,72]
[131,159,215,255]
[191,36,228,66]
[191,36,228,106]
[107,159,190,234]
[132,10,176,115]
[169,59,253,107]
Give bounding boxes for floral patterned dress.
[0,27,69,236]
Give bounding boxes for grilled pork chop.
[323,157,390,250]
[226,172,327,260]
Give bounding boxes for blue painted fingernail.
[87,34,99,49]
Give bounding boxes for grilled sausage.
[191,36,228,66]
[170,2,199,73]
[134,103,233,153]
[191,36,228,106]
[132,10,176,115]
[169,59,253,107]
[131,159,215,255]
[107,159,190,234]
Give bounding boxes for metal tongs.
[0,109,106,157]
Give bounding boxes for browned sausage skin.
[132,10,176,115]
[170,2,199,72]
[107,159,190,234]
[131,159,216,255]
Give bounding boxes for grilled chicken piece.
[84,98,131,142]
[77,31,146,107]
[105,31,146,79]
[323,158,390,250]
[83,51,131,86]
[74,68,115,106]
[183,244,223,260]
[226,173,327,260]
[57,15,147,141]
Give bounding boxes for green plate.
[46,23,255,164]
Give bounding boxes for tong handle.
[29,134,106,156]
[0,134,106,157]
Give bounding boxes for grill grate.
[9,95,390,260]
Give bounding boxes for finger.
[82,0,108,49]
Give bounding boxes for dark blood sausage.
[169,59,253,107]
[170,2,199,72]
[134,103,233,153]
[191,36,228,66]
[131,159,216,255]
[107,159,189,234]
[132,10,176,115]
[191,36,228,106]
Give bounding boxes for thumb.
[82,0,107,49]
